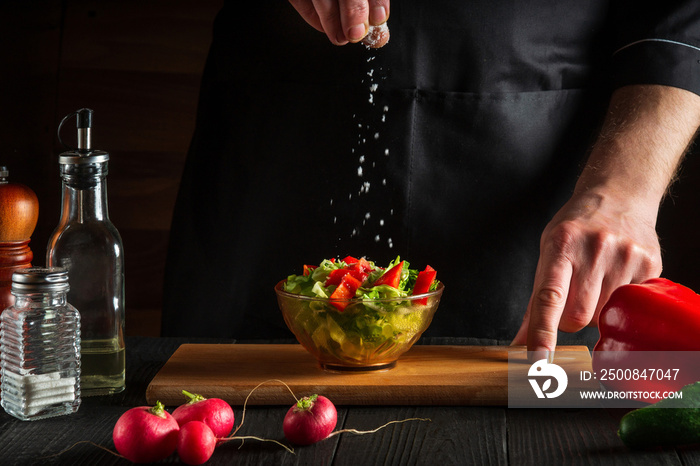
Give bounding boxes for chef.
[162,1,700,354]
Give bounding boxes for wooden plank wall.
[2,1,700,338]
[1,0,223,336]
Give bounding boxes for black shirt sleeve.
[610,0,700,96]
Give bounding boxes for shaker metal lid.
[58,150,109,165]
[12,267,70,293]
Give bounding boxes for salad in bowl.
[275,256,443,371]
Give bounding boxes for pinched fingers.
[289,0,389,45]
[368,0,390,25]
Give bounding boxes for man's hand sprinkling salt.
[289,0,390,47]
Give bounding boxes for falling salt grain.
[368,69,374,77]
[382,178,387,185]
[370,83,378,92]
[388,237,394,248]
[359,155,365,163]
[365,212,371,219]
[357,166,363,177]
[380,219,385,226]
[383,105,389,112]
[374,235,381,242]
[374,132,379,140]
[384,148,389,156]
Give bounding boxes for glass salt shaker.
[47,109,126,396]
[1,267,81,421]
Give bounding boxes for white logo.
[528,359,568,399]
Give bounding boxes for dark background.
[2,0,699,337]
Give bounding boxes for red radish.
[172,390,235,438]
[177,421,217,465]
[112,401,179,463]
[283,394,337,445]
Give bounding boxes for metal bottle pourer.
[58,108,95,153]
[76,108,92,152]
[57,108,109,167]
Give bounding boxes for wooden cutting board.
[146,344,591,406]
[146,344,592,406]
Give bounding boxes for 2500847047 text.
[580,369,680,382]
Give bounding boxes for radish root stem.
[221,435,295,454]
[220,378,299,454]
[328,417,432,438]
[232,378,299,436]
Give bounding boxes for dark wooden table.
[1,337,698,465]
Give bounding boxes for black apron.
[161,1,696,343]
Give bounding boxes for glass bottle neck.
[60,178,109,223]
[59,162,110,224]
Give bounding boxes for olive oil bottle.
[47,109,125,396]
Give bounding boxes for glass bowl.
[275,280,444,371]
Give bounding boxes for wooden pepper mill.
[0,166,39,313]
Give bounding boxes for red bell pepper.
[412,265,437,305]
[324,257,372,286]
[372,261,404,288]
[349,257,372,275]
[325,268,367,286]
[592,278,700,401]
[325,269,349,286]
[329,273,362,311]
